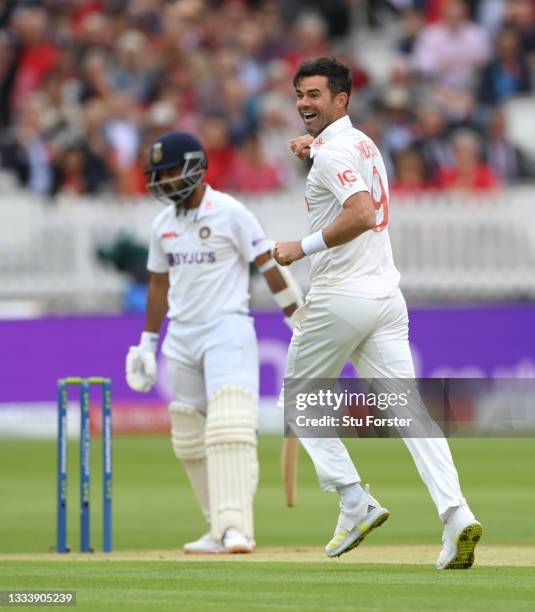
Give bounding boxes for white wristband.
[258,258,277,274]
[301,230,328,255]
[140,331,159,352]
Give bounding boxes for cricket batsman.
[274,58,482,569]
[125,130,301,553]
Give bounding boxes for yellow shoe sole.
[445,523,483,569]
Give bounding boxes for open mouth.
[302,112,317,123]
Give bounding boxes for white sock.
[336,482,365,509]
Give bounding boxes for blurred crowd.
[0,0,534,200]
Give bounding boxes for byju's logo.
[166,252,216,266]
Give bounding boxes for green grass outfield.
[1,435,534,610]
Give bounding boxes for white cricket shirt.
[306,115,400,298]
[148,185,271,323]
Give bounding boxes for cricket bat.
[281,436,299,507]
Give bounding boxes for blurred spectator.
[312,0,353,39]
[477,0,506,37]
[227,132,282,193]
[0,95,53,195]
[71,7,115,59]
[381,90,414,155]
[0,29,17,127]
[82,98,112,174]
[411,0,491,91]
[0,0,532,199]
[145,100,177,135]
[504,0,535,57]
[282,0,353,39]
[283,12,330,69]
[255,2,289,60]
[111,29,157,104]
[102,91,142,194]
[483,107,535,183]
[51,141,110,196]
[477,26,532,108]
[79,49,113,103]
[437,129,501,191]
[380,60,416,155]
[397,7,426,56]
[391,147,438,194]
[422,0,479,22]
[412,104,454,181]
[5,6,61,119]
[234,21,267,96]
[202,116,237,191]
[220,75,257,144]
[257,92,302,187]
[364,0,403,29]
[126,0,162,35]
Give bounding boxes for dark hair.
[293,57,352,100]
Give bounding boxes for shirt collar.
[310,115,352,158]
[193,184,215,220]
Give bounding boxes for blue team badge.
[199,226,211,240]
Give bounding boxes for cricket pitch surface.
[1,545,533,566]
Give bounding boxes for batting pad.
[205,385,258,539]
[168,402,210,524]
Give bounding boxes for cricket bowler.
[274,58,482,569]
[125,130,302,553]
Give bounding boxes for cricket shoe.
[436,505,482,570]
[222,528,256,554]
[183,532,224,554]
[325,484,389,558]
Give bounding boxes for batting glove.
[126,332,159,393]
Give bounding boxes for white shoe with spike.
[325,484,389,558]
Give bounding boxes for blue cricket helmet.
[146,131,207,206]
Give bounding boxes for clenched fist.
[290,134,314,160]
[273,241,305,266]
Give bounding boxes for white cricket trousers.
[284,290,466,518]
[163,314,259,412]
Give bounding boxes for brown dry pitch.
[1,545,533,566]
